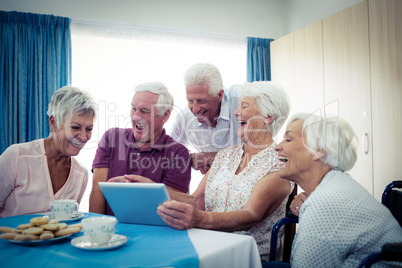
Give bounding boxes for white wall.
[286,0,363,33]
[286,0,363,34]
[1,0,363,39]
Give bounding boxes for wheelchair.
[264,180,402,268]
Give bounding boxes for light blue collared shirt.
[170,85,241,152]
[291,170,402,267]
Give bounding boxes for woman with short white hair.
[157,81,294,261]
[0,86,96,217]
[274,113,402,267]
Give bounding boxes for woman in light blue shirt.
[274,113,402,267]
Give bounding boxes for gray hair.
[134,82,174,116]
[47,86,96,128]
[239,81,290,137]
[288,113,358,171]
[184,63,223,96]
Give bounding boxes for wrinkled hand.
[108,174,154,183]
[190,152,216,174]
[197,166,211,175]
[108,176,128,182]
[290,192,308,216]
[123,174,154,183]
[157,200,203,230]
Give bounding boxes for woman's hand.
[290,192,308,216]
[157,200,206,230]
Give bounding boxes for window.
[71,22,246,211]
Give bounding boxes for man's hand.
[108,174,154,183]
[190,152,217,174]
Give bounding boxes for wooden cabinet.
[368,0,402,200]
[271,32,295,142]
[271,21,324,142]
[293,20,324,115]
[271,0,401,200]
[323,1,373,193]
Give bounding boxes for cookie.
[0,226,18,233]
[49,219,60,224]
[14,234,40,241]
[54,227,81,237]
[22,227,43,236]
[40,223,59,231]
[0,233,18,240]
[30,216,49,226]
[68,223,82,229]
[57,223,68,230]
[17,223,32,230]
[39,232,55,240]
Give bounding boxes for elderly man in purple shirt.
[89,82,191,215]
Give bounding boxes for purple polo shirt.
[93,128,191,215]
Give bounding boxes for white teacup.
[82,216,117,245]
[50,199,79,219]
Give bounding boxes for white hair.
[239,81,290,137]
[183,63,223,96]
[134,82,174,116]
[47,86,96,128]
[288,113,358,171]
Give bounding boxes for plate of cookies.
[0,216,82,244]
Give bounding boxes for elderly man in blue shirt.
[171,63,241,174]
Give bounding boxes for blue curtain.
[247,37,274,82]
[0,11,71,153]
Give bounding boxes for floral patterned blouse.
[205,143,294,261]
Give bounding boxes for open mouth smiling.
[194,110,207,117]
[135,122,146,130]
[278,155,288,162]
[70,139,85,148]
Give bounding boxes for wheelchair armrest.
[359,243,402,268]
[269,216,299,261]
[381,180,402,206]
[381,242,402,262]
[286,210,298,219]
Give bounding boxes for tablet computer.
[99,182,170,226]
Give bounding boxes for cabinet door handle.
[362,133,369,154]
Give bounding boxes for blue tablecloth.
[0,213,199,268]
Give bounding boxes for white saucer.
[48,212,85,222]
[71,234,128,251]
